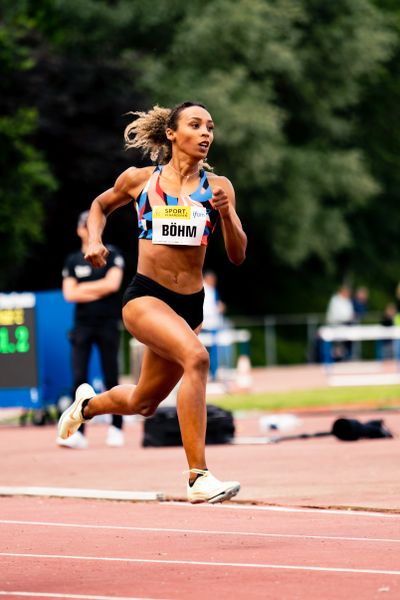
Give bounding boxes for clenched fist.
[210,186,230,217]
[84,242,109,268]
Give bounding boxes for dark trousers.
[69,321,122,433]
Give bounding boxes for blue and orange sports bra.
[135,165,219,247]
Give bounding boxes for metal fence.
[226,312,384,367]
[120,312,385,371]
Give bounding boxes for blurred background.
[2,0,400,369]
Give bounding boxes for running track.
[1,496,399,599]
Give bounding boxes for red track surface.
[1,365,400,600]
[1,496,400,599]
[1,412,400,510]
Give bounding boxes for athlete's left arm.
[211,176,247,265]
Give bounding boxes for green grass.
[211,385,400,412]
[2,386,400,427]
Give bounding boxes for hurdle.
[318,324,400,386]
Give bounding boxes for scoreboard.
[0,290,105,409]
[0,293,38,390]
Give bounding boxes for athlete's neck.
[166,161,200,181]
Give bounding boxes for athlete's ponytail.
[124,101,209,165]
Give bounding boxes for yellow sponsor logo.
[153,206,191,219]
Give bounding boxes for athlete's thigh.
[122,296,204,366]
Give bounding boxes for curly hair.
[124,101,209,165]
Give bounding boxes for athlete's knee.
[137,403,157,418]
[185,345,210,373]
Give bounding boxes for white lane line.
[2,487,398,518]
[1,552,400,576]
[0,487,164,502]
[0,594,163,600]
[0,519,399,545]
[164,501,400,519]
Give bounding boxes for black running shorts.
[122,273,204,330]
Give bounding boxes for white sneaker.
[187,469,240,504]
[56,431,88,449]
[106,425,124,447]
[57,383,95,439]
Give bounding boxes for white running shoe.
[57,383,95,439]
[106,425,125,447]
[56,430,88,449]
[187,469,240,504]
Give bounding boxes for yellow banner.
[153,206,191,219]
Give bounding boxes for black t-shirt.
[62,245,124,325]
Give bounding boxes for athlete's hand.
[211,186,230,217]
[84,242,109,268]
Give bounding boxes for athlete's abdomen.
[137,239,206,294]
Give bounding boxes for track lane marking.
[164,502,400,518]
[1,552,400,575]
[0,519,399,545]
[0,594,163,600]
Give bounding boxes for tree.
[1,0,148,290]
[130,0,395,311]
[1,0,398,318]
[0,4,57,288]
[350,1,400,300]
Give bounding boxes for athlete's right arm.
[85,167,149,268]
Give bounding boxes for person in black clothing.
[57,211,125,449]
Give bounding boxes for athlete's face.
[167,106,214,159]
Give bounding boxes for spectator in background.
[326,284,355,326]
[202,270,226,380]
[379,302,397,360]
[381,302,397,327]
[395,282,400,313]
[326,284,355,360]
[352,286,369,323]
[57,211,125,449]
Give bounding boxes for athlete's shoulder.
[127,165,155,181]
[205,172,234,193]
[114,167,154,196]
[117,165,154,188]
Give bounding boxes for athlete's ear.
[165,127,176,142]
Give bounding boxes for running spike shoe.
[57,383,94,440]
[187,469,240,504]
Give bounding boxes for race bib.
[152,205,207,246]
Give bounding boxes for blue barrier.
[0,290,103,409]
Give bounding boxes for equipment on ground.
[142,404,235,447]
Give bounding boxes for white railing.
[198,329,251,346]
[319,325,400,342]
[318,324,400,386]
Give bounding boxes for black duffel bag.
[332,418,393,441]
[142,404,235,447]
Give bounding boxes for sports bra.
[135,165,219,247]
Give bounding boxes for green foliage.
[0,109,57,287]
[135,0,394,271]
[0,5,57,288]
[1,0,399,318]
[349,1,400,294]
